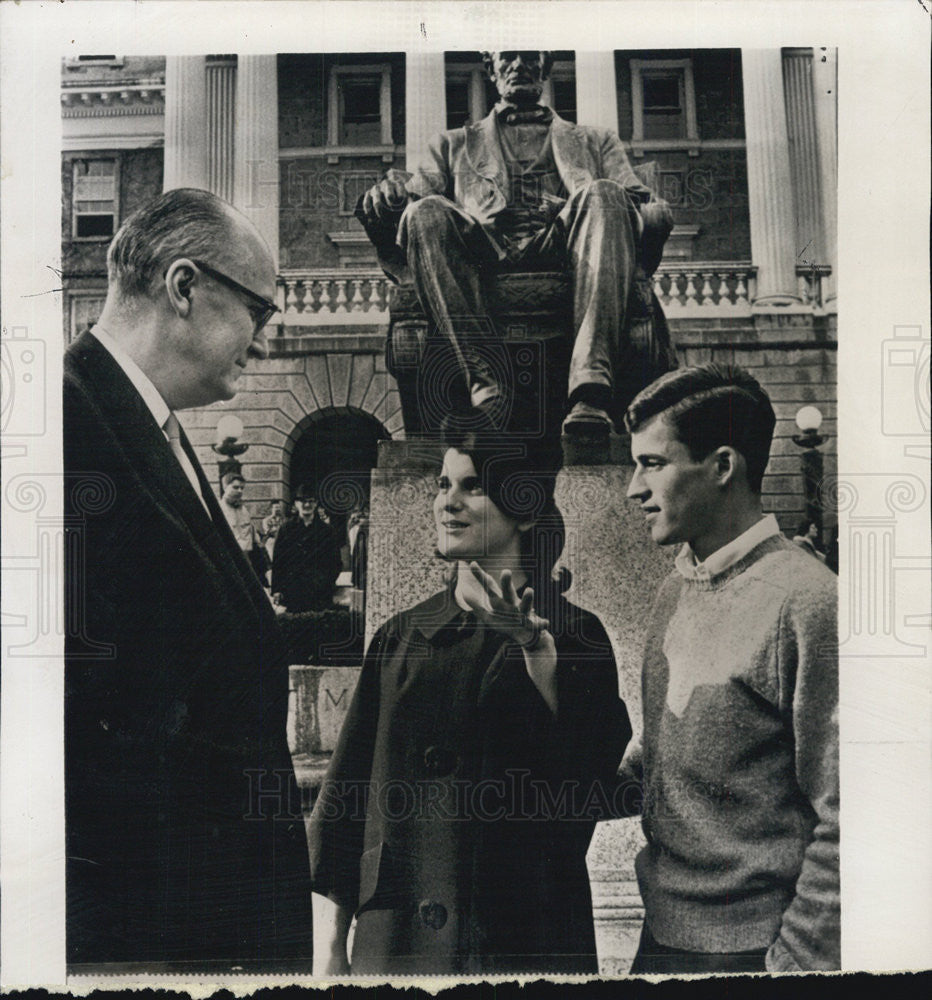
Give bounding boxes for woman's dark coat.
[307,587,631,975]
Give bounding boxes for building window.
[445,62,493,129]
[630,59,699,146]
[72,158,118,239]
[328,65,393,147]
[548,74,577,123]
[69,293,107,343]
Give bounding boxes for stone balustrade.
[653,261,757,314]
[279,260,829,328]
[278,268,392,326]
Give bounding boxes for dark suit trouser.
[397,179,640,408]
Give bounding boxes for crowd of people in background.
[218,475,370,615]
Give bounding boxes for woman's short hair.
[107,188,239,300]
[624,363,776,494]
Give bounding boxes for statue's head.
[481,51,554,105]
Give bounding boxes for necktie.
[164,412,212,517]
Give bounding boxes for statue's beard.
[498,80,543,105]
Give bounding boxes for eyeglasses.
[191,259,279,333]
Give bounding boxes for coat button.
[418,900,447,930]
[424,745,458,777]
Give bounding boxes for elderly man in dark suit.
[362,50,674,433]
[63,188,312,969]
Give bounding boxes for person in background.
[219,471,268,581]
[272,484,341,612]
[623,363,839,973]
[792,519,827,563]
[347,501,370,594]
[260,498,289,565]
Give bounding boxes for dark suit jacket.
[307,588,631,975]
[63,331,312,968]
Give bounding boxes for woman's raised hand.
[463,563,550,648]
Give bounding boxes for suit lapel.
[67,332,269,614]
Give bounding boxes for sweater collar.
[674,514,781,582]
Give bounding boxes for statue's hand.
[640,198,675,237]
[362,169,412,223]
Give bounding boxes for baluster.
[375,278,389,312]
[653,273,665,305]
[734,272,749,306]
[284,279,298,315]
[684,272,699,308]
[310,280,324,314]
[334,279,348,311]
[350,278,364,311]
[700,272,716,307]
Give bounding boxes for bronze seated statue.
[358,51,678,442]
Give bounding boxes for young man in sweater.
[623,363,839,973]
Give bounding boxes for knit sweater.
[636,534,839,971]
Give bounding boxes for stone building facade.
[61,48,837,537]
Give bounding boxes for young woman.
[307,433,630,976]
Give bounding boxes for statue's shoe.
[562,401,614,436]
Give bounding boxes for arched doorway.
[287,407,390,579]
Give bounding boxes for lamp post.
[792,405,827,545]
[212,414,248,492]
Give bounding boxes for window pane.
[446,78,470,129]
[643,74,682,112]
[340,78,382,144]
[551,78,576,123]
[76,215,114,238]
[71,296,106,340]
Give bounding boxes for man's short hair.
[480,51,555,80]
[624,363,776,494]
[107,188,239,300]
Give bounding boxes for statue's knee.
[403,195,456,232]
[581,178,630,214]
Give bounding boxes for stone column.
[741,49,801,307]
[206,55,236,203]
[812,47,838,306]
[163,56,208,190]
[574,51,619,131]
[233,55,279,268]
[405,51,447,171]
[783,49,823,267]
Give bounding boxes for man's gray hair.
[107,188,239,299]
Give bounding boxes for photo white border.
[1,0,929,988]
